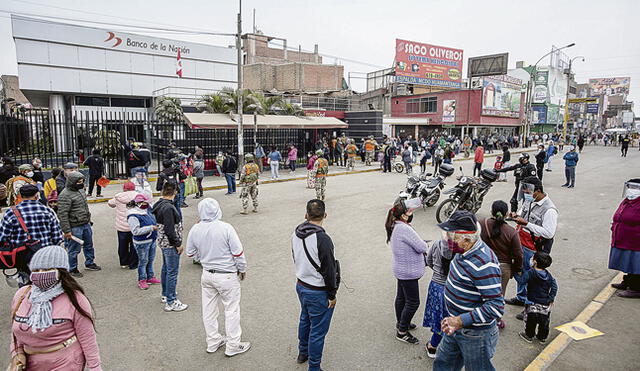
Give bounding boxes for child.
[127,193,159,290]
[519,251,558,344]
[422,240,454,358]
[494,155,506,182]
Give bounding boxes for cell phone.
[505,217,517,222]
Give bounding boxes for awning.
[184,113,347,129]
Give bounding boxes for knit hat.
[123,181,135,191]
[63,162,78,170]
[29,245,70,272]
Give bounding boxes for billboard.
[533,70,549,104]
[467,53,508,78]
[442,100,456,122]
[586,103,599,114]
[589,77,631,96]
[532,105,547,124]
[481,75,522,118]
[394,39,463,88]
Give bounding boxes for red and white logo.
[104,32,122,48]
[176,48,183,78]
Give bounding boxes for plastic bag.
[184,176,197,196]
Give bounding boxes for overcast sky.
[1,0,639,114]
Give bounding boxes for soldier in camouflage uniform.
[313,150,329,201]
[346,140,358,171]
[239,153,260,214]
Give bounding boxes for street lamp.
[523,43,575,146]
[562,56,585,139]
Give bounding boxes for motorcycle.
[397,164,454,209]
[435,166,498,223]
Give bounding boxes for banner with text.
[589,77,631,96]
[481,75,522,118]
[394,39,463,88]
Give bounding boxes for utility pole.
[563,56,585,141]
[236,0,244,163]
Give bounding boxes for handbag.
[301,237,341,288]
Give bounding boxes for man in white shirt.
[186,198,250,357]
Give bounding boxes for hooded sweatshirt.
[127,207,157,245]
[524,268,558,305]
[108,190,138,232]
[186,198,247,273]
[292,221,338,300]
[57,172,91,233]
[151,198,182,249]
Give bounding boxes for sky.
[1,0,639,115]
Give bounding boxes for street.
[0,145,636,370]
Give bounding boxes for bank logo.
[104,32,122,48]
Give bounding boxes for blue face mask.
[523,193,534,202]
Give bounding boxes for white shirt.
[186,220,247,273]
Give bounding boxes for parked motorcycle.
[435,166,498,223]
[398,164,454,209]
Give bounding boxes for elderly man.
[186,198,250,357]
[433,211,504,371]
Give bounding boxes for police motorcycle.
[397,163,455,209]
[435,166,498,223]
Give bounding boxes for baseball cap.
[134,193,152,203]
[19,184,39,198]
[437,210,478,232]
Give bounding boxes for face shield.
[519,182,535,203]
[404,197,422,211]
[622,180,640,200]
[441,229,477,254]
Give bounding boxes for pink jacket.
[11,286,102,371]
[475,147,485,163]
[307,155,317,170]
[108,191,138,232]
[611,197,640,252]
[288,147,298,161]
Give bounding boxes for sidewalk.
[89,146,537,203]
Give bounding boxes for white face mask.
[625,188,640,200]
[26,171,34,178]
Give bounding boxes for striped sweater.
[444,239,504,329]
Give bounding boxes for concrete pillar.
[283,39,288,61]
[49,94,69,152]
[314,44,319,63]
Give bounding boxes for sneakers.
[161,296,167,303]
[164,299,188,312]
[70,269,83,278]
[505,297,525,306]
[425,344,437,359]
[561,184,569,187]
[519,331,533,343]
[138,280,149,290]
[296,354,309,364]
[120,265,128,269]
[617,289,640,298]
[206,338,226,354]
[146,277,161,284]
[225,342,251,357]
[96,194,103,198]
[539,338,547,344]
[85,263,102,271]
[252,208,258,213]
[395,331,419,344]
[240,210,248,215]
[516,310,525,321]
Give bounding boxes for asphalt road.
[0,145,635,370]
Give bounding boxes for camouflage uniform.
[346,143,358,171]
[313,155,329,201]
[240,159,260,213]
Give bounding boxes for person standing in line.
[577,136,585,153]
[346,140,358,171]
[433,145,444,174]
[422,239,454,358]
[267,147,281,180]
[401,145,413,175]
[313,150,329,201]
[545,141,557,172]
[518,251,557,344]
[222,151,238,194]
[152,182,187,312]
[433,211,504,371]
[156,159,186,218]
[336,136,345,167]
[57,172,101,278]
[500,146,511,182]
[306,151,318,189]
[292,199,339,371]
[255,142,265,172]
[420,148,432,174]
[131,168,152,200]
[535,144,547,180]
[562,146,579,188]
[107,181,139,270]
[127,193,159,290]
[31,158,45,203]
[621,135,630,157]
[473,145,484,177]
[288,145,298,174]
[386,199,428,344]
[239,154,260,214]
[5,164,37,206]
[193,154,205,199]
[56,163,79,193]
[8,245,102,371]
[186,198,251,356]
[83,149,104,198]
[480,200,523,329]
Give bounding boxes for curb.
[87,147,535,204]
[524,271,624,371]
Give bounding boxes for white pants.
[546,156,552,170]
[500,161,510,181]
[270,161,280,179]
[201,270,242,351]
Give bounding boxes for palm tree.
[155,96,183,121]
[196,93,230,114]
[251,92,284,115]
[218,87,261,114]
[278,101,306,117]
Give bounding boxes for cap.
[134,193,152,203]
[437,210,478,232]
[18,164,33,173]
[123,181,136,191]
[29,245,70,272]
[19,184,38,197]
[315,149,324,156]
[63,162,78,169]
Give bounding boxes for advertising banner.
[532,105,547,124]
[481,75,522,118]
[442,100,456,122]
[547,105,562,125]
[586,103,599,114]
[533,70,549,104]
[589,77,631,96]
[394,39,463,88]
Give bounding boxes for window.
[406,97,437,113]
[75,96,109,106]
[111,97,146,108]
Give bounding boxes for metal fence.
[0,110,325,178]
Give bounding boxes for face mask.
[30,270,60,291]
[74,183,85,190]
[443,231,467,254]
[26,171,34,178]
[407,214,414,223]
[523,193,534,202]
[625,188,640,200]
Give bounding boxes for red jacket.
[611,197,640,252]
[474,147,484,164]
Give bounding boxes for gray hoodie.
[57,171,91,232]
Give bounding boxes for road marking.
[524,271,623,371]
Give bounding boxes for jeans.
[174,183,185,219]
[134,241,157,281]
[270,162,280,179]
[225,173,237,193]
[395,278,420,332]
[202,271,242,350]
[444,158,452,164]
[117,231,138,268]
[161,247,181,305]
[296,283,335,371]
[87,175,102,196]
[196,176,204,196]
[66,223,95,271]
[565,166,576,186]
[473,162,482,176]
[383,156,391,172]
[525,311,550,340]
[290,160,296,172]
[433,323,499,371]
[514,246,535,305]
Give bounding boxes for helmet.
[245,153,254,162]
[315,150,324,156]
[519,153,530,164]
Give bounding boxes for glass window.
[111,97,146,108]
[74,96,110,106]
[406,97,437,113]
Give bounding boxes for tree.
[155,96,183,121]
[218,87,261,114]
[251,92,283,115]
[278,101,305,117]
[196,93,230,114]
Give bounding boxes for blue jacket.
[524,268,557,305]
[127,209,157,244]
[546,145,556,159]
[563,151,579,167]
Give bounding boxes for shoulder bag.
[301,237,341,287]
